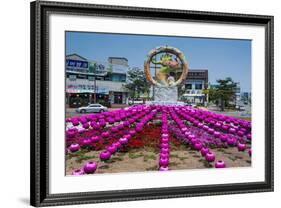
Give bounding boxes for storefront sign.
[66,59,88,68]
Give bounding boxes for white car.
[76,104,108,113]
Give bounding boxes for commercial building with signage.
[66,54,129,107]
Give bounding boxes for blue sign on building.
[66,59,88,68]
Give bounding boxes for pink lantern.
[83,161,98,174]
[100,151,111,161]
[119,137,128,145]
[159,166,169,171]
[237,143,246,151]
[200,147,209,156]
[72,169,84,175]
[91,136,100,143]
[215,160,226,168]
[205,152,215,162]
[69,143,80,152]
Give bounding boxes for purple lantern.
[205,152,215,162]
[72,169,84,175]
[83,161,98,174]
[69,143,80,152]
[100,151,111,161]
[215,160,226,168]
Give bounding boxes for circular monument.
[144,46,189,87]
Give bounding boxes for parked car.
[236,105,246,111]
[76,104,108,113]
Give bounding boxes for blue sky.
[66,31,251,92]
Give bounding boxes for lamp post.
[94,76,97,103]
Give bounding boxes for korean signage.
[66,59,88,68]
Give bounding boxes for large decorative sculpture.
[144,46,189,87]
[144,46,189,102]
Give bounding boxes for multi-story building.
[182,69,209,104]
[65,54,129,107]
[108,57,128,66]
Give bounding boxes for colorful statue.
[144,46,189,87]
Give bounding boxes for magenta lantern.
[237,143,246,151]
[237,130,244,137]
[107,145,117,154]
[227,137,235,146]
[161,143,169,149]
[136,126,143,132]
[203,125,209,131]
[119,137,128,145]
[100,151,111,161]
[159,166,169,171]
[181,127,188,132]
[91,136,100,143]
[207,128,215,134]
[214,131,221,138]
[78,129,85,134]
[184,131,191,137]
[160,152,169,159]
[191,138,197,145]
[161,138,169,143]
[82,138,92,146]
[194,142,203,150]
[229,128,236,134]
[215,160,226,168]
[67,130,76,138]
[162,133,169,139]
[205,152,215,162]
[72,169,84,175]
[69,143,80,152]
[82,123,90,129]
[83,161,98,174]
[159,157,169,167]
[161,147,169,154]
[111,127,118,133]
[72,120,79,126]
[200,147,209,156]
[101,131,110,138]
[129,130,136,136]
[124,134,132,140]
[220,134,227,142]
[113,142,122,149]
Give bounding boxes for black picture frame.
[30,0,274,207]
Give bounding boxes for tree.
[215,77,237,111]
[123,67,150,103]
[88,62,96,73]
[208,78,237,111]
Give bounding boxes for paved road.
[66,107,123,118]
[206,104,251,119]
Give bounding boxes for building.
[182,69,209,104]
[241,92,251,104]
[108,57,128,66]
[65,54,129,107]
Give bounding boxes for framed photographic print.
[30,0,274,207]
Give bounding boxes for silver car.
[76,104,108,113]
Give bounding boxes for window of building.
[88,76,94,81]
[112,74,126,82]
[195,84,203,89]
[95,76,104,80]
[185,84,192,89]
[69,75,76,81]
